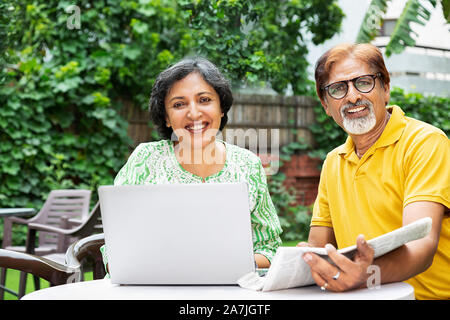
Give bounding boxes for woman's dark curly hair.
[149,57,233,140]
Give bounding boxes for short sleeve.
[250,158,283,262]
[311,157,333,228]
[403,132,450,209]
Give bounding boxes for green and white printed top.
[100,140,282,272]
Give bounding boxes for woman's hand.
[254,253,270,268]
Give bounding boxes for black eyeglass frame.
[323,73,382,100]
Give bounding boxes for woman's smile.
[185,120,210,133]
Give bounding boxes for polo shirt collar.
[337,105,407,162]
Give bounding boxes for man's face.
[320,57,390,136]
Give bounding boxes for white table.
[0,208,36,216]
[21,279,415,300]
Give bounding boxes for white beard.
[341,101,376,135]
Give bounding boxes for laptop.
[98,182,255,285]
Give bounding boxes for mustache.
[342,100,373,112]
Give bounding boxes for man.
[300,43,449,299]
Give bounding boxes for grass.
[2,269,93,300]
[282,240,300,247]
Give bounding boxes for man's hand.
[301,235,375,292]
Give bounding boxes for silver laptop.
[98,182,255,285]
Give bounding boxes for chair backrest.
[58,202,103,251]
[30,190,91,248]
[71,202,103,238]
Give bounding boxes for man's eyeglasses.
[323,73,381,100]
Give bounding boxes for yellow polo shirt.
[311,105,450,300]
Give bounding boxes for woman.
[101,57,282,270]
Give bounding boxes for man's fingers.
[324,243,354,274]
[303,252,338,280]
[297,241,311,247]
[310,270,328,290]
[303,252,341,291]
[355,234,375,263]
[302,236,375,292]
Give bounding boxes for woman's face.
[164,72,223,150]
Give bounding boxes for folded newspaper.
[238,217,432,292]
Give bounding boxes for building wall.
[280,155,322,206]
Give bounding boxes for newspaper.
[238,217,432,292]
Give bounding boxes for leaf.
[130,18,149,35]
[444,0,450,22]
[122,45,141,60]
[3,162,21,175]
[137,6,156,17]
[385,0,437,56]
[356,0,391,43]
[54,77,82,92]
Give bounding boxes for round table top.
[0,208,36,216]
[21,279,415,300]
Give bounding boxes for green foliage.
[444,0,450,22]
[268,140,312,243]
[1,1,141,212]
[385,0,437,57]
[356,0,390,43]
[278,204,312,243]
[181,0,344,94]
[308,88,450,162]
[390,88,450,133]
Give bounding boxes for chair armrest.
[0,249,80,285]
[68,218,83,227]
[7,216,31,225]
[27,222,72,235]
[2,216,32,248]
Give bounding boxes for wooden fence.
[120,92,318,151]
[223,93,317,151]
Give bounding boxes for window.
[379,19,397,37]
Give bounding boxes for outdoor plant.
[267,140,312,243]
[268,173,312,243]
[183,0,344,93]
